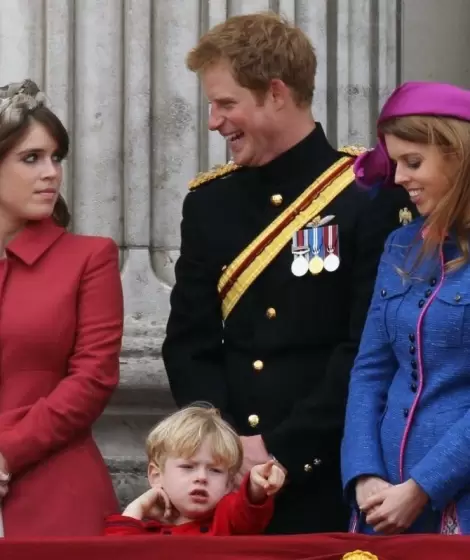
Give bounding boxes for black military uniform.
[162,124,416,534]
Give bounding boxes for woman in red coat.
[0,80,123,537]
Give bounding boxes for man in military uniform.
[162,12,415,534]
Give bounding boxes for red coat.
[104,474,274,536]
[0,218,123,538]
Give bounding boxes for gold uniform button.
[252,359,264,371]
[304,463,313,473]
[270,194,283,206]
[248,414,259,428]
[266,307,277,319]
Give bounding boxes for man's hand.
[122,486,177,522]
[249,460,285,503]
[363,479,429,534]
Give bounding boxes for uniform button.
[411,360,417,369]
[313,458,322,467]
[381,289,387,297]
[270,194,283,206]
[425,289,432,298]
[409,345,415,355]
[403,408,409,418]
[200,526,209,533]
[253,360,264,372]
[411,371,418,381]
[430,278,437,286]
[455,293,462,302]
[304,464,313,473]
[221,265,227,271]
[266,307,277,320]
[418,299,425,308]
[248,414,259,428]
[411,383,418,393]
[409,334,415,343]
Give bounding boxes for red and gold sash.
[189,146,365,320]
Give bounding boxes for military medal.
[308,226,324,275]
[323,224,340,272]
[291,230,309,277]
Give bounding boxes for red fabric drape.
[1,533,469,560]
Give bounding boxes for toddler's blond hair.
[146,404,243,478]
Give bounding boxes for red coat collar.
[6,218,66,265]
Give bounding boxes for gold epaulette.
[188,146,366,191]
[188,161,240,190]
[340,145,368,157]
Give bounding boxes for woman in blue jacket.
[342,81,470,535]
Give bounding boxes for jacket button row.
[304,459,322,473]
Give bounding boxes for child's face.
[151,437,232,520]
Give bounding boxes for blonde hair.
[186,11,316,107]
[380,115,470,272]
[146,405,243,478]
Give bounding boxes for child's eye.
[179,464,193,469]
[210,467,224,474]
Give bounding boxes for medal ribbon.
[325,225,339,255]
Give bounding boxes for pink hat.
[354,81,470,188]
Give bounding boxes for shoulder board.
[188,146,366,191]
[189,161,241,190]
[339,144,368,157]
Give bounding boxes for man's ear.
[148,461,161,487]
[268,78,291,111]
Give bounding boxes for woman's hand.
[356,475,391,511]
[363,479,429,534]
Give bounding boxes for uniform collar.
[253,122,337,184]
[6,218,65,265]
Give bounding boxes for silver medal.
[291,255,309,277]
[324,253,340,272]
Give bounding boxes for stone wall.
[0,0,404,505]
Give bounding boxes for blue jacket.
[342,217,470,534]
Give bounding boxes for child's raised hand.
[249,459,285,501]
[123,485,176,521]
